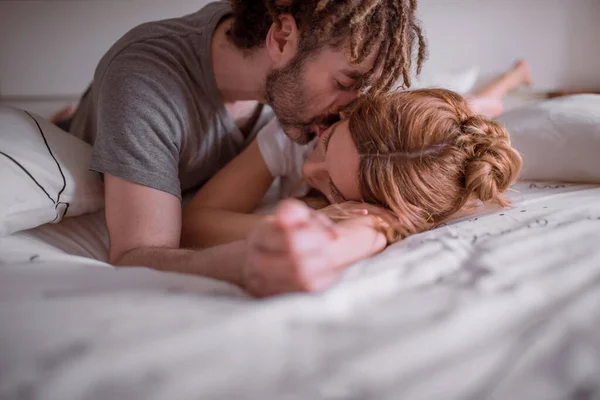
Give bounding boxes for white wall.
[1,0,599,118]
[417,0,600,91]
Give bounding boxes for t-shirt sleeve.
[256,118,291,178]
[90,50,183,198]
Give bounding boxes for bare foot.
[475,59,534,101]
[509,59,534,88]
[50,105,75,124]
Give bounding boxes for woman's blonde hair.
[348,89,522,242]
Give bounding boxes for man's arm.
[105,174,246,286]
[87,51,251,285]
[106,175,387,297]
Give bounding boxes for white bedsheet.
[1,182,600,400]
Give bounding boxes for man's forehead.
[343,45,380,83]
[345,43,378,67]
[315,42,380,85]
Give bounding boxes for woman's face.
[302,120,362,204]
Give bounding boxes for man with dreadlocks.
[57,0,426,297]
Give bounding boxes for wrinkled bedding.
[1,182,600,400]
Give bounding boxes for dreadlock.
[228,0,428,94]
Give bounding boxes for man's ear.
[265,14,299,67]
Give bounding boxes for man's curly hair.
[228,0,428,94]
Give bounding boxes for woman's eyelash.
[322,129,333,149]
[329,180,345,203]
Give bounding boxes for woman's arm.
[181,138,275,248]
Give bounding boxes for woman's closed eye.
[329,180,346,203]
[322,127,334,149]
[321,123,345,203]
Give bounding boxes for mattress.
[1,181,600,400]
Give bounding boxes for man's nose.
[334,94,358,119]
[327,91,358,117]
[338,91,358,108]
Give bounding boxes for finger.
[251,215,336,254]
[273,199,312,230]
[326,203,368,217]
[250,223,288,253]
[349,209,369,215]
[363,206,399,222]
[249,216,288,253]
[246,248,336,295]
[251,215,337,254]
[253,207,341,254]
[312,211,339,240]
[285,221,337,254]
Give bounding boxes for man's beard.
[265,55,339,145]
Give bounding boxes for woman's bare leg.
[476,60,533,99]
[468,60,534,118]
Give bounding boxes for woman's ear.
[265,14,299,67]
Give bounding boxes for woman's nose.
[304,159,327,176]
[303,159,329,187]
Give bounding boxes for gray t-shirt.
[68,1,273,198]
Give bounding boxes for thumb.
[274,199,312,229]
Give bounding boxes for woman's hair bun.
[459,116,522,205]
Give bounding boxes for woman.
[181,88,523,250]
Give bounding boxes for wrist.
[224,241,248,289]
[192,240,248,288]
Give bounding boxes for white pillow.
[496,94,600,183]
[0,105,104,236]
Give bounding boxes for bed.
[1,180,600,400]
[2,93,600,399]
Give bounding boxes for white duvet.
[1,181,600,400]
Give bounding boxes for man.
[60,0,426,297]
